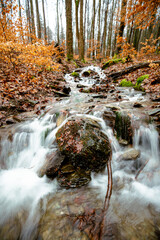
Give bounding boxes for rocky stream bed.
[0,66,160,240]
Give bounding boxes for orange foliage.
[0,0,62,72]
[128,0,160,29]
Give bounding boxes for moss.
[115,111,132,144]
[102,57,127,69]
[119,79,133,87]
[71,72,79,77]
[133,85,145,92]
[136,74,149,85]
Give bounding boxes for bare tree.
[79,0,84,60]
[65,0,73,60]
[35,0,41,39]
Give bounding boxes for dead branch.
[135,159,149,180]
[107,61,160,80]
[99,158,112,239]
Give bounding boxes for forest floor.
[0,54,160,127]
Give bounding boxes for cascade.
[0,66,160,239]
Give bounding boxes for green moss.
[102,57,127,69]
[119,79,133,87]
[133,85,145,92]
[136,74,149,85]
[71,72,79,77]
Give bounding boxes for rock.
[38,189,103,240]
[39,152,65,178]
[148,108,160,116]
[103,109,116,128]
[120,148,140,160]
[133,102,143,108]
[151,95,160,102]
[118,139,129,146]
[53,90,69,97]
[63,86,71,95]
[82,71,90,77]
[6,117,16,124]
[114,111,133,144]
[92,94,107,99]
[56,111,68,127]
[57,164,91,188]
[56,117,111,172]
[76,84,86,88]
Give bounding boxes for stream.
[0,66,160,240]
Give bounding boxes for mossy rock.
[115,111,133,144]
[71,72,79,77]
[119,79,133,87]
[136,74,149,85]
[102,58,126,70]
[56,117,111,172]
[133,85,145,92]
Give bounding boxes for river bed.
[0,66,160,240]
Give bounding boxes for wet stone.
[120,148,140,161]
[56,117,111,174]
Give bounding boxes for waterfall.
[134,124,160,168]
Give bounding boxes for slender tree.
[35,0,41,39]
[74,0,80,54]
[30,0,35,37]
[56,0,60,44]
[101,0,109,57]
[42,0,47,42]
[79,0,84,60]
[65,0,73,60]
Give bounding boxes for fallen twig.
[99,158,112,239]
[135,159,149,180]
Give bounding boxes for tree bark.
[101,0,109,57]
[79,0,84,60]
[96,0,101,59]
[65,0,73,60]
[30,0,35,37]
[74,0,80,54]
[35,0,41,39]
[42,0,47,43]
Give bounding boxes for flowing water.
[0,66,160,239]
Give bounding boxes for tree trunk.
[101,0,109,57]
[107,0,115,56]
[42,0,47,43]
[74,0,80,55]
[117,0,127,53]
[91,0,96,59]
[65,0,73,60]
[96,0,101,60]
[56,0,60,44]
[30,0,35,37]
[79,0,84,60]
[35,0,41,39]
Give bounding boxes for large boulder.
[56,117,111,172]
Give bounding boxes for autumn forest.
[0,0,160,122]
